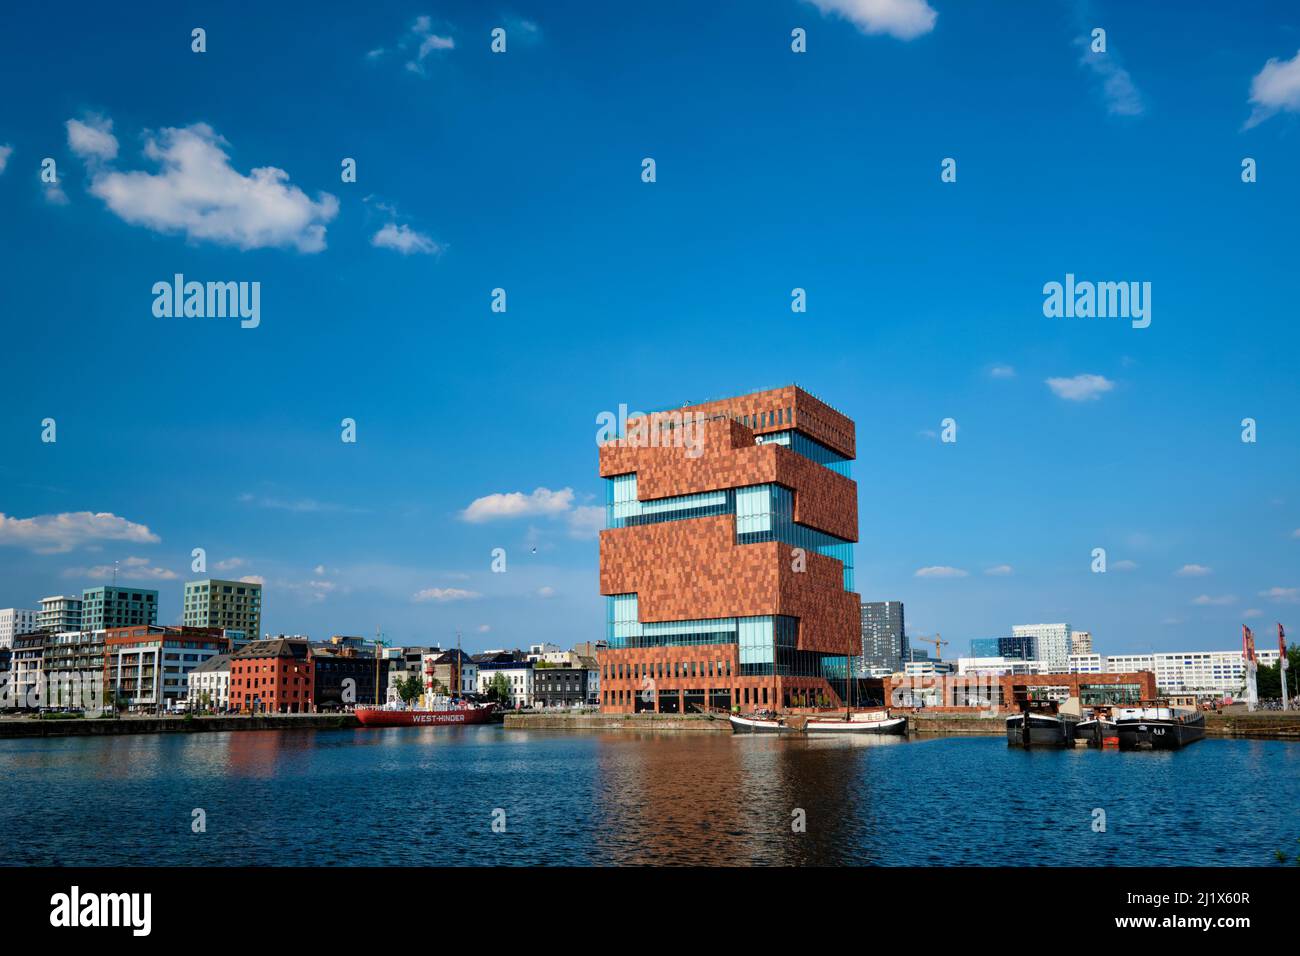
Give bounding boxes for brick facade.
[230,638,314,714]
[598,386,859,714]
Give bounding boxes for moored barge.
[1006,699,1079,748]
[1113,702,1205,750]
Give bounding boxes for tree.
[487,672,512,706]
[1257,646,1300,700]
[396,675,424,704]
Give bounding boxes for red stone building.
[598,386,861,714]
[230,637,314,714]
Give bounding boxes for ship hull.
[729,714,791,734]
[804,716,908,735]
[1115,714,1205,750]
[1006,713,1078,748]
[730,713,908,735]
[1075,718,1117,747]
[355,706,496,727]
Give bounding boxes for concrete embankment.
[505,712,730,733]
[0,714,360,738]
[1205,713,1300,740]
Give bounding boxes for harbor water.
[1,728,1295,866]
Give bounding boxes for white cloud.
[566,505,605,540]
[412,587,480,603]
[983,564,1014,576]
[83,121,338,252]
[399,15,455,75]
[1175,564,1212,577]
[371,222,441,255]
[988,364,1015,379]
[536,586,555,598]
[503,16,542,45]
[1046,373,1114,402]
[1075,37,1143,116]
[1244,49,1300,128]
[213,557,245,572]
[1112,559,1138,572]
[1291,528,1300,539]
[43,181,69,205]
[65,556,177,581]
[313,564,327,576]
[66,115,118,162]
[805,0,937,41]
[0,144,12,174]
[1259,587,1299,604]
[461,487,575,523]
[239,574,266,586]
[1244,608,1263,619]
[477,624,491,633]
[1191,594,1236,606]
[0,511,159,554]
[914,565,968,579]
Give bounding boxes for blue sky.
[1,0,1298,656]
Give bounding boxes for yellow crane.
[913,633,950,661]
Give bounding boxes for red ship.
[355,700,498,727]
[356,633,498,727]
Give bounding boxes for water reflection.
[0,729,1294,866]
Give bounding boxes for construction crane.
[913,633,950,661]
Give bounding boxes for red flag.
[1242,625,1255,662]
[1281,623,1289,671]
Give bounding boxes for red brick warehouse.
[230,637,315,714]
[598,385,861,714]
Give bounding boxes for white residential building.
[187,654,232,711]
[956,656,1017,675]
[903,660,957,677]
[1068,653,1106,673]
[477,662,534,707]
[1012,623,1072,670]
[1104,649,1280,698]
[38,595,82,635]
[0,609,38,650]
[1070,630,1093,655]
[956,656,1051,676]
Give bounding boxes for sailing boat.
[804,655,906,735]
[728,647,906,735]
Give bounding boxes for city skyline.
[2,0,1299,653]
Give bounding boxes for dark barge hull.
[1076,718,1117,747]
[1006,713,1077,748]
[1116,715,1206,750]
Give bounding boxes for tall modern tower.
[80,587,157,631]
[860,601,906,670]
[598,385,860,713]
[184,579,263,641]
